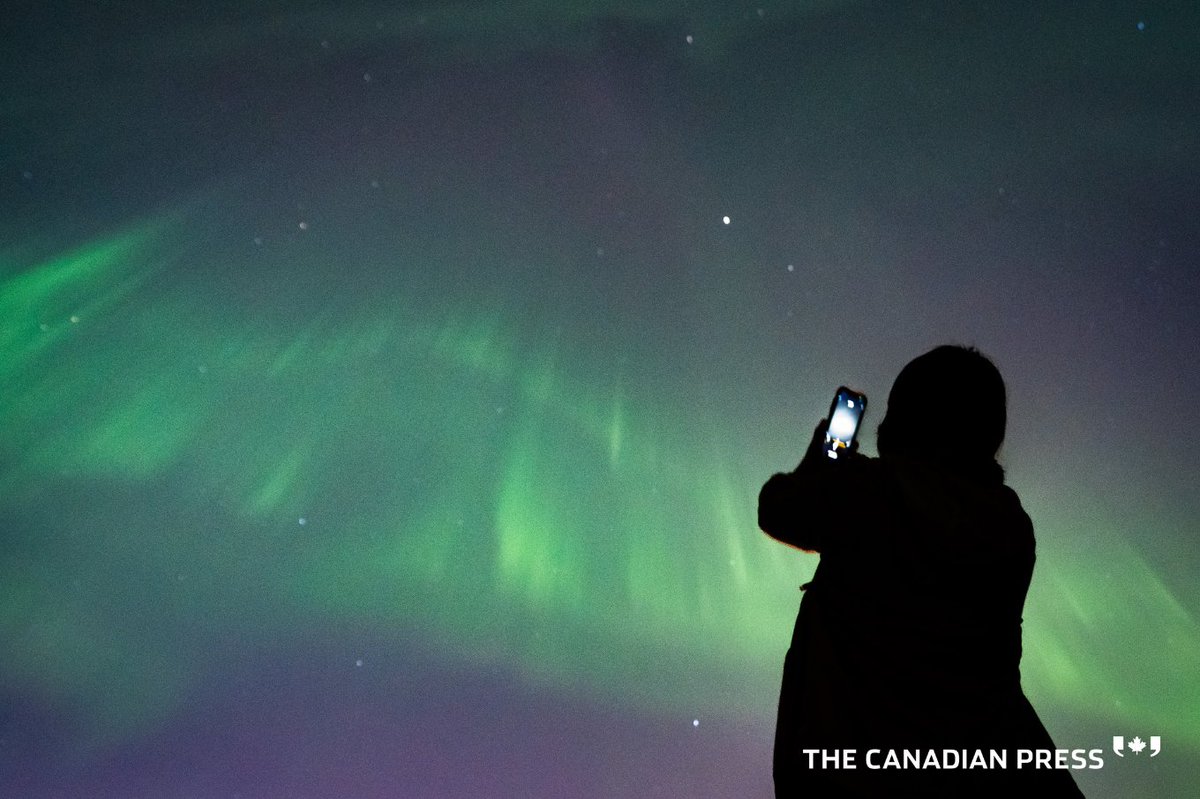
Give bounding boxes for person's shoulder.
[880,456,1034,541]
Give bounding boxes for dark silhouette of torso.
[760,453,1084,798]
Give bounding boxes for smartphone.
[824,386,867,460]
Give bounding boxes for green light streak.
[495,435,587,613]
[608,385,626,467]
[1023,531,1200,746]
[1,216,1197,761]
[0,233,138,368]
[245,443,313,516]
[0,225,179,486]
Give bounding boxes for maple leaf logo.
[1129,736,1147,754]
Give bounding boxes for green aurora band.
[1,217,1197,758]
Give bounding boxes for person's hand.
[797,418,830,469]
[797,417,859,471]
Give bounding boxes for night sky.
[2,2,1198,797]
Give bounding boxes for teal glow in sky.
[2,2,1198,796]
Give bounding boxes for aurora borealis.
[3,2,1198,797]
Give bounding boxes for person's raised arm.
[757,420,862,552]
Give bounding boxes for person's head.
[876,345,1007,473]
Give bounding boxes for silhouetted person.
[759,346,1084,798]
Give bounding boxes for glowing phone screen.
[824,388,866,460]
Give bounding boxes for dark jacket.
[759,453,1084,798]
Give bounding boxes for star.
[1129,736,1146,754]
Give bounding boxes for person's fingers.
[798,418,829,467]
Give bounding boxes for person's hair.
[876,345,1007,477]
